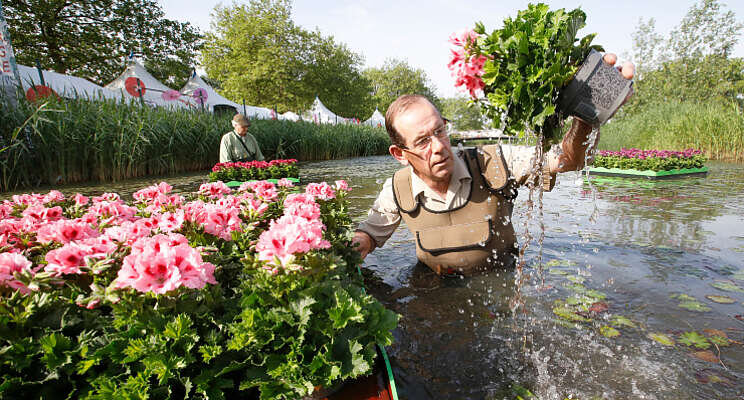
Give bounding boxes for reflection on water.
[4,158,743,399]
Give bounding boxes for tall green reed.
[0,95,389,191]
[599,100,744,162]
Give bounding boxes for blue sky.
[158,0,744,98]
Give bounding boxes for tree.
[362,58,441,116]
[4,0,202,88]
[201,0,371,116]
[624,0,744,113]
[301,35,373,118]
[439,97,484,131]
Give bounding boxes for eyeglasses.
[399,118,452,154]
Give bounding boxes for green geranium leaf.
[711,281,744,293]
[677,300,712,312]
[648,333,675,346]
[705,295,736,304]
[548,268,568,275]
[600,326,620,338]
[610,315,636,329]
[552,306,590,322]
[679,331,710,349]
[567,275,586,284]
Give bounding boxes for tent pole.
[242,99,246,116]
[34,59,45,86]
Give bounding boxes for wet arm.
[548,118,596,174]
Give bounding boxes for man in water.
[219,114,265,163]
[352,54,634,276]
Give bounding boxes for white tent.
[309,96,349,124]
[364,107,385,128]
[279,111,300,121]
[16,64,121,101]
[180,71,238,114]
[180,72,279,119]
[105,59,193,109]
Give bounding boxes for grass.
[0,94,389,191]
[598,100,744,162]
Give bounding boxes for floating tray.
[587,167,708,180]
[224,177,300,188]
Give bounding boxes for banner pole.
[0,0,23,86]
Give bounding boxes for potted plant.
[448,3,632,147]
[0,180,398,399]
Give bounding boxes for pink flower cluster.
[114,233,216,294]
[448,28,488,98]
[598,148,703,160]
[0,253,38,294]
[133,182,184,212]
[198,181,233,198]
[255,190,335,271]
[211,159,297,173]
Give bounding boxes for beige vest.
[392,146,518,275]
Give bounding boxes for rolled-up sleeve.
[356,178,401,248]
[501,144,558,191]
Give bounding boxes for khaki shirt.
[357,144,558,248]
[219,131,265,163]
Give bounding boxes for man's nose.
[430,134,448,153]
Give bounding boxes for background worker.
[219,114,265,163]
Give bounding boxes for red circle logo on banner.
[25,85,58,102]
[125,77,147,97]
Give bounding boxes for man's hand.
[351,231,375,259]
[552,53,634,173]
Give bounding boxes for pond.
[5,156,743,400]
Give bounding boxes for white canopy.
[16,64,121,101]
[364,107,385,127]
[309,96,350,124]
[105,59,193,109]
[180,71,238,113]
[279,111,300,121]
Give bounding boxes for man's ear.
[389,145,408,166]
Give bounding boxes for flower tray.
[587,166,708,180]
[225,177,300,188]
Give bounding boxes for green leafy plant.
[449,3,603,145]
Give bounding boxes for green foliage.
[679,331,711,349]
[439,97,485,130]
[593,154,707,172]
[4,0,202,88]
[362,58,441,115]
[209,161,299,183]
[648,333,675,346]
[474,3,602,144]
[0,96,389,191]
[201,0,372,118]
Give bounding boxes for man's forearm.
[550,118,596,173]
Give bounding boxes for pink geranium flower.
[0,253,37,294]
[198,181,232,198]
[283,193,321,221]
[305,182,336,201]
[114,234,217,294]
[256,214,331,268]
[447,28,487,98]
[36,219,99,244]
[276,178,295,188]
[45,242,91,275]
[334,180,350,192]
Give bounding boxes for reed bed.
[0,96,389,191]
[598,100,744,162]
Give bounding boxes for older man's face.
[392,100,454,186]
[235,123,249,136]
